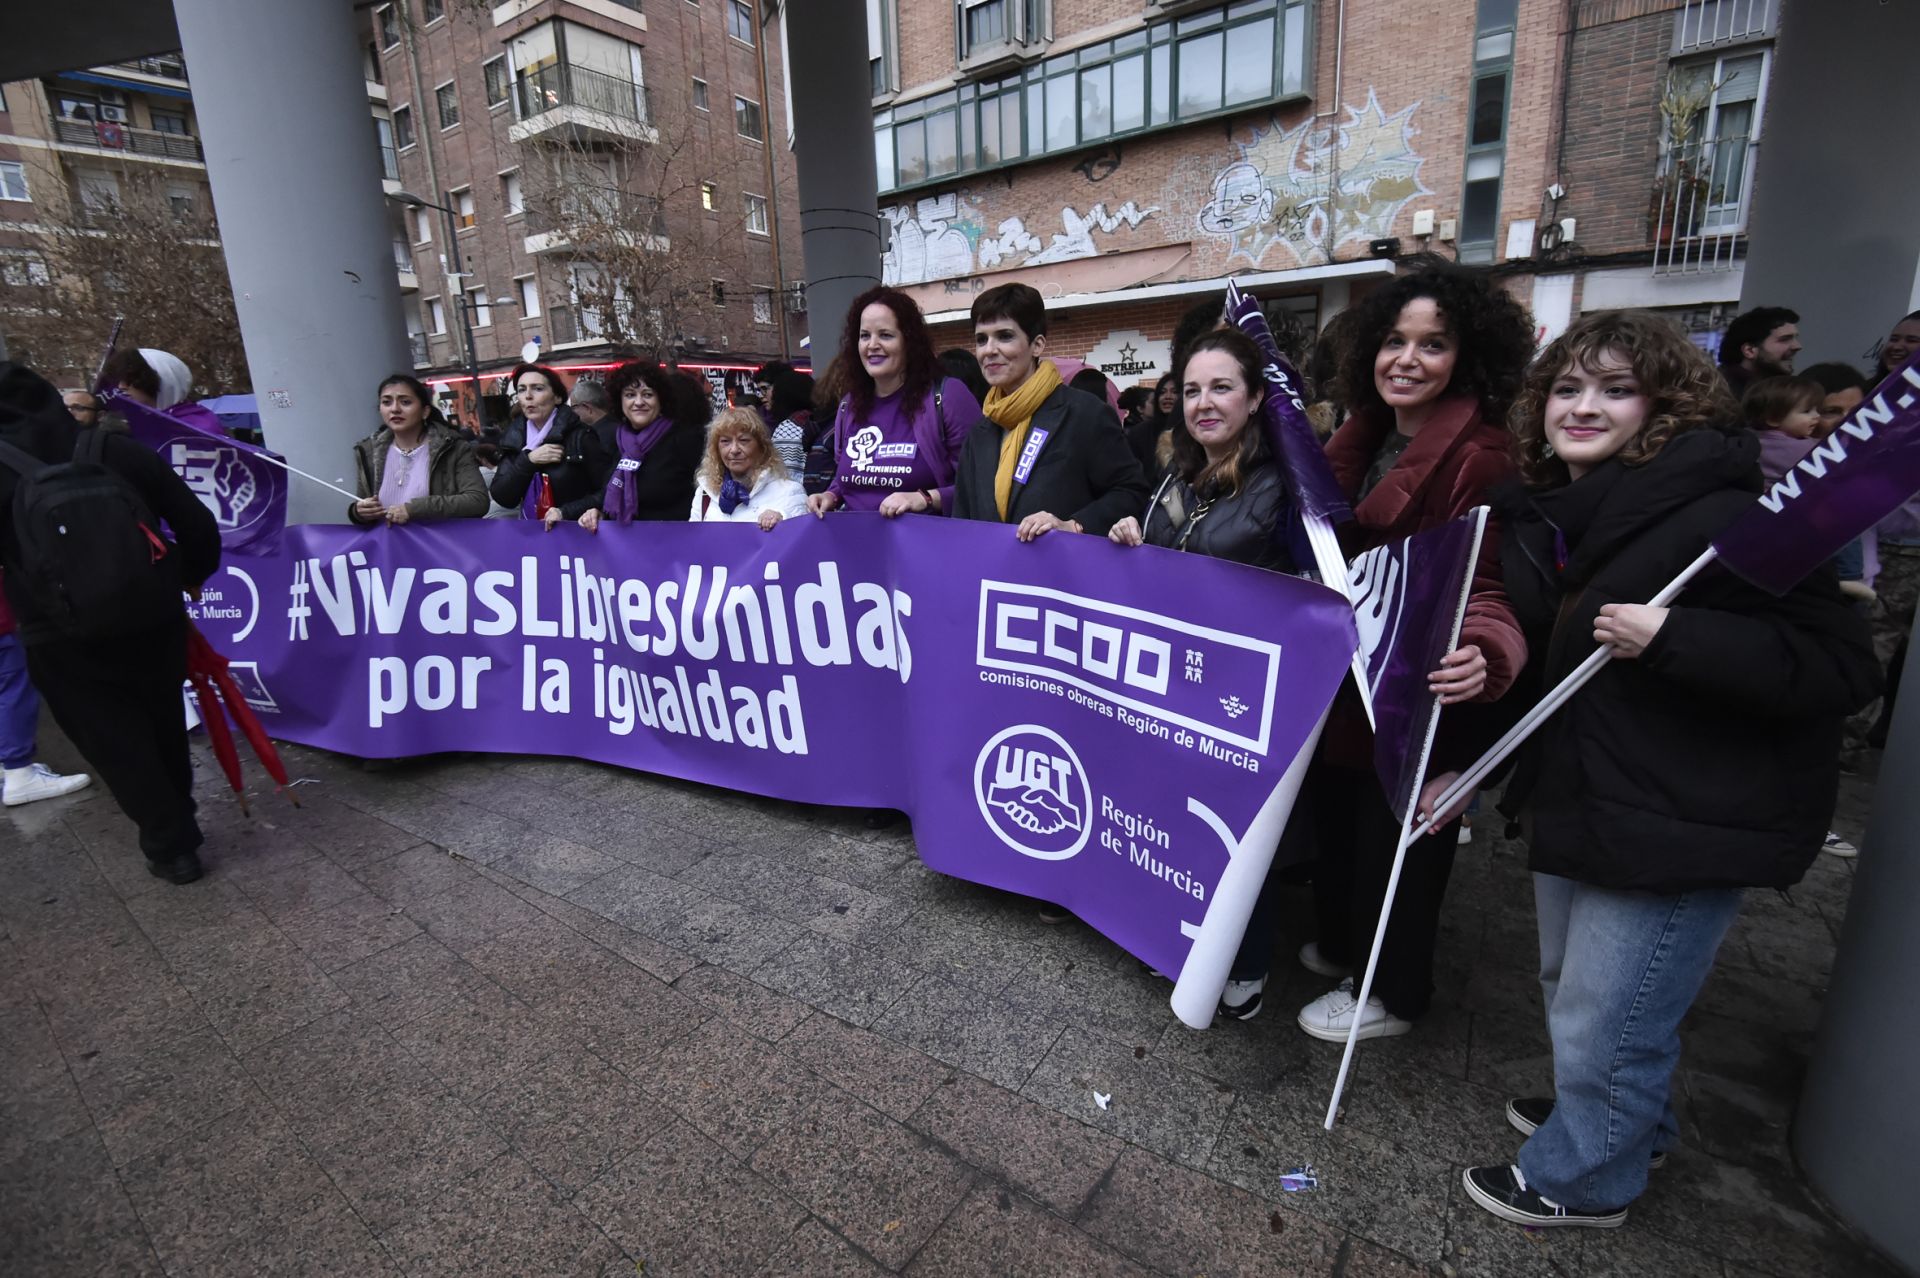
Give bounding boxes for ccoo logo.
[973,725,1093,861]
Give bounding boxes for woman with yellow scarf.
[951,284,1149,537]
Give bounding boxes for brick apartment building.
[869,0,1784,382]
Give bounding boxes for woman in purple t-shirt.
[805,287,981,519]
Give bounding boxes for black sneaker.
[146,849,204,886]
[1035,903,1073,924]
[1506,1097,1667,1169]
[1462,1164,1627,1229]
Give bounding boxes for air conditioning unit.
[782,282,807,315]
[97,105,130,123]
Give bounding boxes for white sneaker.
[3,762,91,807]
[1822,830,1858,858]
[1457,819,1474,846]
[1297,941,1351,979]
[1296,978,1413,1043]
[1218,975,1265,1021]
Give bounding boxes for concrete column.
[1736,1,1920,367]
[1796,633,1920,1269]
[171,0,410,524]
[782,0,882,371]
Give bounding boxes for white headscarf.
[137,347,193,409]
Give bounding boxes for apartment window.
[744,192,769,235]
[877,0,1307,193]
[366,43,385,85]
[728,0,755,44]
[436,82,460,130]
[470,287,491,328]
[1664,49,1767,233]
[452,187,476,229]
[483,58,510,108]
[393,104,415,149]
[1456,0,1515,263]
[151,111,190,137]
[0,252,50,287]
[166,184,196,219]
[427,297,447,334]
[752,287,774,325]
[700,181,716,211]
[422,0,445,22]
[964,0,1010,50]
[711,279,727,306]
[377,4,400,48]
[0,162,27,202]
[869,0,895,95]
[375,117,399,180]
[411,206,434,244]
[0,85,9,114]
[692,78,709,110]
[734,96,763,140]
[500,169,524,215]
[516,274,541,318]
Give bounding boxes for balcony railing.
[1650,132,1753,275]
[409,334,432,367]
[512,62,653,129]
[111,55,188,81]
[379,143,400,183]
[51,115,204,162]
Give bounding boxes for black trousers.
[27,618,201,864]
[1308,760,1460,1020]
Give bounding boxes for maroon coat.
[1321,395,1527,770]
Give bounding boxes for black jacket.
[0,363,220,641]
[591,417,704,523]
[489,407,611,519]
[1498,428,1879,894]
[951,384,1148,534]
[1141,464,1295,573]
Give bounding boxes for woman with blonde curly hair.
[1425,310,1879,1229]
[690,407,807,529]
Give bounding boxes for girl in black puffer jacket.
[1439,311,1879,1231]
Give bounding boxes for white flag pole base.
[1409,545,1721,840]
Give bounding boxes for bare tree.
[516,83,754,363]
[0,158,248,392]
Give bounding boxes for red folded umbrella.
[186,623,298,812]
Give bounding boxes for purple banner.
[111,392,289,554]
[1346,510,1485,821]
[188,516,1356,1001]
[1224,281,1353,528]
[1714,349,1920,594]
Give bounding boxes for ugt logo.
[973,725,1092,861]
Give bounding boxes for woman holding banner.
[690,408,807,528]
[1430,310,1877,1228]
[805,287,981,520]
[575,359,702,530]
[348,375,488,525]
[489,363,612,528]
[1294,263,1531,1035]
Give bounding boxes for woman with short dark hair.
[488,362,612,527]
[349,374,488,525]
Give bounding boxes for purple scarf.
[718,472,754,514]
[518,410,560,520]
[602,416,675,524]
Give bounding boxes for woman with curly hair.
[1424,310,1877,1228]
[690,407,807,529]
[566,358,703,532]
[805,287,983,518]
[1288,262,1533,1033]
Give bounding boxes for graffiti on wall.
[882,192,1159,287]
[1194,89,1431,267]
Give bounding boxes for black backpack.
[0,430,180,638]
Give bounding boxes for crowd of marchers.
[6,270,1915,1234]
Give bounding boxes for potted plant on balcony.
[1648,71,1717,244]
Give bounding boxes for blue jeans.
[0,633,38,769]
[1518,872,1742,1211]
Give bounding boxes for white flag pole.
[1407,545,1720,840]
[1324,508,1487,1130]
[1304,515,1379,730]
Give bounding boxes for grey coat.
[349,420,488,523]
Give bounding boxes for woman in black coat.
[569,358,702,532]
[951,283,1147,538]
[1428,311,1879,1230]
[488,362,611,525]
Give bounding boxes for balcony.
[492,0,646,33]
[508,63,656,147]
[395,242,418,292]
[1650,132,1753,276]
[523,191,668,255]
[50,115,204,164]
[409,333,432,368]
[109,55,188,82]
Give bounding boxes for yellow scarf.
[982,359,1062,521]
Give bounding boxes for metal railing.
[1650,132,1753,275]
[512,62,653,128]
[111,55,188,81]
[1674,0,1774,52]
[394,241,416,273]
[52,115,204,162]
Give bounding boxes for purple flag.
[1714,349,1920,594]
[186,516,1357,1004]
[1223,281,1353,527]
[1345,510,1487,821]
[110,391,289,554]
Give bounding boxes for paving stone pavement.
[0,729,1900,1277]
